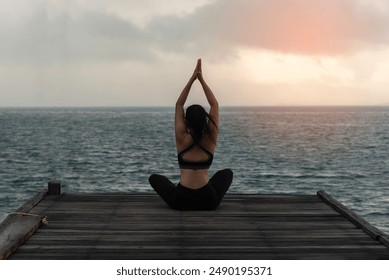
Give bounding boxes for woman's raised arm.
[175,59,201,143]
[198,60,219,128]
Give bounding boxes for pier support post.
[48,181,61,196]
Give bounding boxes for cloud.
[0,0,221,65]
[2,0,389,67]
[148,0,389,55]
[230,0,389,54]
[0,9,154,65]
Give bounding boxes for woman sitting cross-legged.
[149,59,233,210]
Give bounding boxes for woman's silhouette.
[149,59,233,210]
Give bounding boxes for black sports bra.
[178,142,214,170]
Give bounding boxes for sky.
[1,0,389,107]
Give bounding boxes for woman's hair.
[185,104,217,144]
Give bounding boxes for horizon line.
[1,105,389,109]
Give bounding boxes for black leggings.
[149,169,233,210]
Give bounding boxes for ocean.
[0,106,388,233]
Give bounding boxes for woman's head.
[185,104,216,143]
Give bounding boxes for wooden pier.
[1,183,389,260]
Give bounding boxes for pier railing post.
[48,181,61,196]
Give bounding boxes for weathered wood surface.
[0,215,42,260]
[0,189,48,260]
[317,190,389,247]
[7,192,389,260]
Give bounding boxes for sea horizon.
[1,105,389,109]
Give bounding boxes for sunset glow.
[238,49,353,85]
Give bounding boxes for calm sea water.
[1,107,388,233]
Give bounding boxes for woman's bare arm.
[198,60,219,130]
[175,60,201,144]
[198,75,218,108]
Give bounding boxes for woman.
[149,59,233,210]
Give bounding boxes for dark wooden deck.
[1,186,389,260]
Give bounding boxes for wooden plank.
[10,245,389,260]
[23,234,380,247]
[0,188,49,259]
[378,235,389,248]
[317,190,389,248]
[15,190,47,213]
[0,214,43,260]
[22,228,372,237]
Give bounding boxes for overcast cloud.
[1,0,389,106]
